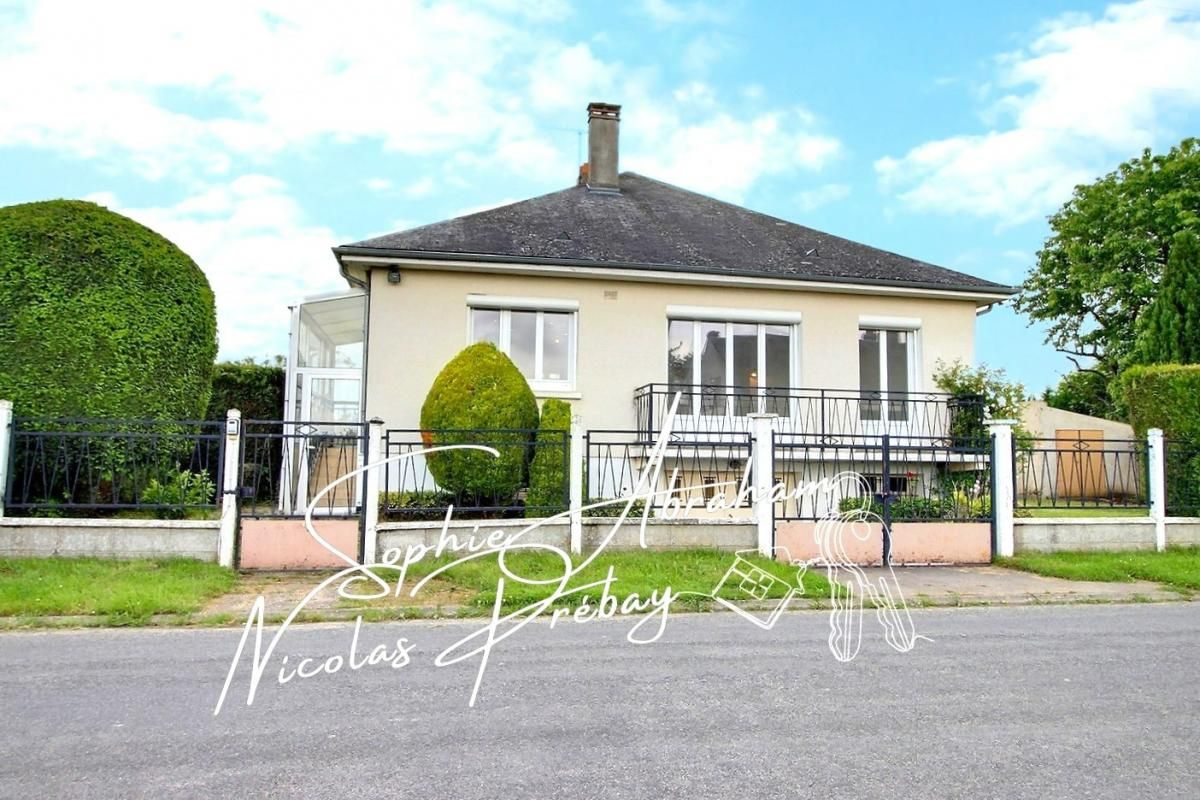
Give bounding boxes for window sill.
[534,389,582,400]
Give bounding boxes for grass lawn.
[998,547,1200,591]
[1021,506,1148,518]
[0,558,236,624]
[347,549,832,613]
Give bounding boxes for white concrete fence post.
[569,415,584,556]
[0,399,12,518]
[987,419,1017,558]
[362,417,385,563]
[218,408,242,568]
[1147,427,1166,552]
[748,413,778,558]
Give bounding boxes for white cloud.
[876,0,1200,224]
[795,183,850,212]
[364,178,393,192]
[88,177,346,360]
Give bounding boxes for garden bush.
[206,359,286,421]
[419,342,539,501]
[525,399,571,518]
[1118,364,1200,514]
[0,199,217,420]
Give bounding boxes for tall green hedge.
[0,199,217,420]
[1117,364,1200,438]
[206,359,286,421]
[525,398,571,517]
[419,342,538,500]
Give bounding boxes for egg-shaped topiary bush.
[0,199,218,420]
[419,342,539,502]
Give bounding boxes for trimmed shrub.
[206,359,286,421]
[525,399,571,517]
[0,199,218,420]
[419,342,539,500]
[1117,364,1200,439]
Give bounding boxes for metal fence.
[773,433,993,522]
[1164,438,1200,516]
[238,420,367,519]
[381,428,568,520]
[4,417,224,516]
[634,383,985,444]
[1014,436,1148,512]
[584,429,753,515]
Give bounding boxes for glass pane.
[667,320,694,415]
[542,312,570,382]
[509,311,537,378]
[298,295,365,368]
[731,323,758,415]
[699,321,726,415]
[886,330,910,421]
[858,328,881,421]
[471,308,501,345]
[764,325,791,416]
[307,378,361,432]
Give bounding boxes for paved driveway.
[1,604,1197,798]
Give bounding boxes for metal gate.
[772,432,995,565]
[235,419,367,569]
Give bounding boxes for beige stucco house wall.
[360,265,980,430]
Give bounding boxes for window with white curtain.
[470,306,576,390]
[667,319,794,415]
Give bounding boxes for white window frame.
[857,318,921,425]
[666,317,799,419]
[468,296,578,391]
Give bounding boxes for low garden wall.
[1014,517,1200,552]
[376,518,756,558]
[775,520,992,566]
[0,517,220,561]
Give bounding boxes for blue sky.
[2,0,1199,393]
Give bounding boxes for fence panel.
[4,417,224,516]
[1164,438,1200,517]
[773,433,993,523]
[381,428,567,520]
[239,420,366,519]
[584,430,753,516]
[1014,435,1148,512]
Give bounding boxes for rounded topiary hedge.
[0,199,218,420]
[419,342,539,500]
[525,398,572,517]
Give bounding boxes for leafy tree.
[1042,369,1117,419]
[1015,138,1200,380]
[0,199,217,420]
[1134,230,1200,364]
[933,359,1031,445]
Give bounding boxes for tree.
[1135,230,1200,364]
[0,199,218,420]
[1015,138,1200,380]
[933,359,1031,445]
[419,342,539,501]
[1042,369,1117,419]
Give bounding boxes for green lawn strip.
[0,558,236,622]
[351,549,830,613]
[1021,506,1148,518]
[998,547,1200,591]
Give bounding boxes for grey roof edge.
[331,245,1018,297]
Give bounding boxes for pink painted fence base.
[238,519,359,570]
[775,521,992,566]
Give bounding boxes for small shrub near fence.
[5,417,223,518]
[1164,439,1200,516]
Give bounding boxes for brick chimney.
[586,102,620,192]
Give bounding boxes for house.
[287,102,1014,515]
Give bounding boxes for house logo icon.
[711,548,807,630]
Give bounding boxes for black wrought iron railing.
[381,428,569,520]
[1014,436,1148,512]
[239,420,367,519]
[4,417,224,516]
[633,384,985,444]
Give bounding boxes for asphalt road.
[1,603,1198,799]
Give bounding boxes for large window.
[470,305,576,390]
[668,319,793,415]
[858,327,914,421]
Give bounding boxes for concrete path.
[1,605,1198,798]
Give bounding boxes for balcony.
[632,383,986,446]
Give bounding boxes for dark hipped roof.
[335,172,1012,295]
